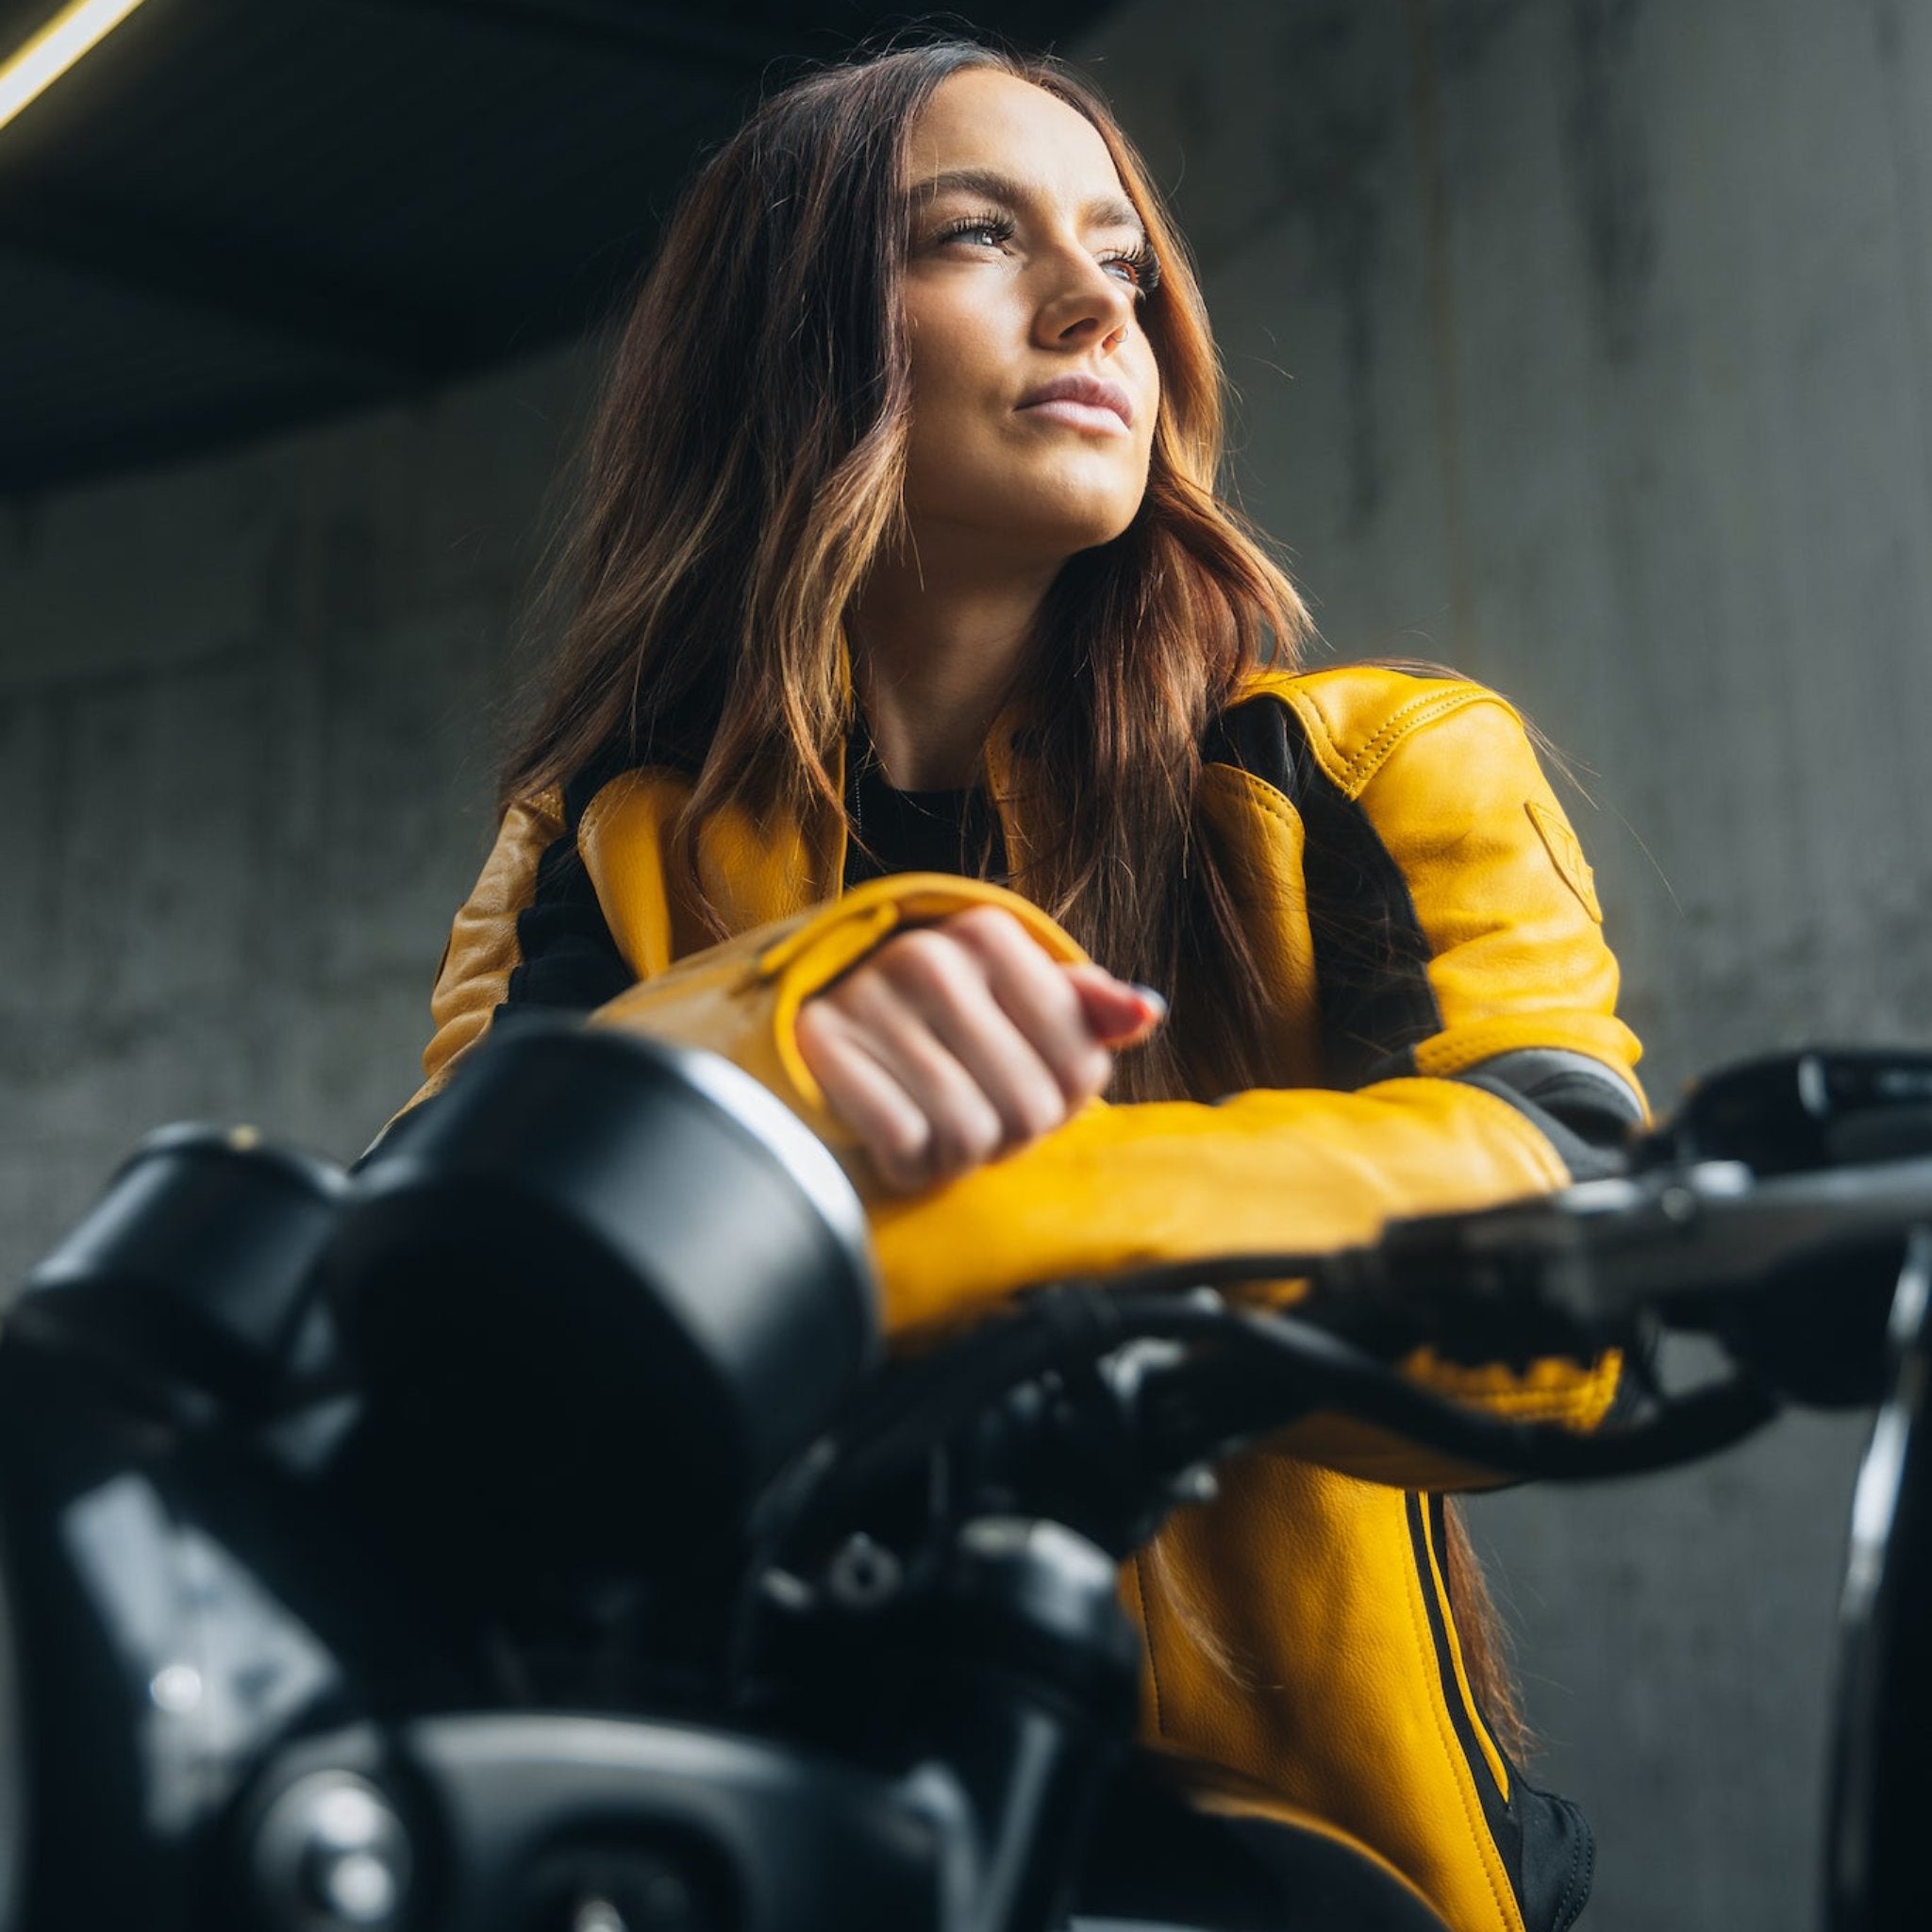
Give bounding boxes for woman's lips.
[1016,374,1134,433]
[1016,396,1133,435]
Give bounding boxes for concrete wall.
[0,345,598,1256]
[1077,2,1929,1925]
[3,2,1927,1926]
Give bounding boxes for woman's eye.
[937,213,1014,251]
[1101,245,1161,295]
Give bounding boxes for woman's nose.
[1034,258,1135,352]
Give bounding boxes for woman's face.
[898,70,1162,571]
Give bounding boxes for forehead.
[905,69,1129,204]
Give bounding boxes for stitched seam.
[1556,1809,1593,1931]
[1342,689,1494,793]
[1287,683,1501,798]
[1556,1817,1587,1930]
[1416,1020,1639,1082]
[1285,686,1450,793]
[1204,758,1305,828]
[1403,1502,1519,1932]
[1282,691,1353,791]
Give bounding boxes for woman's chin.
[899,471,1147,571]
[987,480,1146,560]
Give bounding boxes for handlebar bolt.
[825,1532,903,1609]
[249,1770,412,1929]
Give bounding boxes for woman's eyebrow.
[914,165,1145,237]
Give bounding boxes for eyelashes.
[1108,242,1163,295]
[933,209,1017,247]
[930,208,1163,297]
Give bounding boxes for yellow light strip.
[0,0,150,138]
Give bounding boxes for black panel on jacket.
[1204,693,1639,1178]
[1204,692,1442,1088]
[1516,1784,1596,1932]
[499,827,634,1018]
[1467,1047,1644,1139]
[505,715,708,1023]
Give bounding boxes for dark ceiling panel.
[0,246,354,472]
[0,178,450,379]
[0,0,1126,497]
[367,0,795,72]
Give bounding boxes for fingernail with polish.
[1128,983,1170,1022]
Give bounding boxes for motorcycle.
[0,1022,1923,1931]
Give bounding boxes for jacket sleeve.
[408,685,1637,1472]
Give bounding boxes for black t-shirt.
[841,758,1006,887]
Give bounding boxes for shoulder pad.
[1226,663,1514,801]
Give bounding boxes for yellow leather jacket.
[410,665,1644,1932]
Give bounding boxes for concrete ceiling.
[0,0,1122,497]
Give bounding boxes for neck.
[849,541,1059,791]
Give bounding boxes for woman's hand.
[794,904,1165,1193]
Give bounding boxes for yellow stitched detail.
[1281,690,1356,791]
[1282,680,1505,799]
[1205,759,1304,829]
[1411,1020,1645,1105]
[1341,688,1501,795]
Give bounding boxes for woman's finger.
[850,936,1060,1157]
[793,997,941,1191]
[938,906,1118,1105]
[1063,962,1168,1049]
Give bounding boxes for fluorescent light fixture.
[0,0,150,138]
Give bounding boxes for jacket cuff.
[588,872,1087,1149]
[1263,1347,1625,1490]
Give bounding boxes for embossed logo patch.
[1526,799,1603,924]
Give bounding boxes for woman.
[408,38,1642,1932]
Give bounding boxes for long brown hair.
[503,36,1525,1751]
[501,36,1309,1103]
